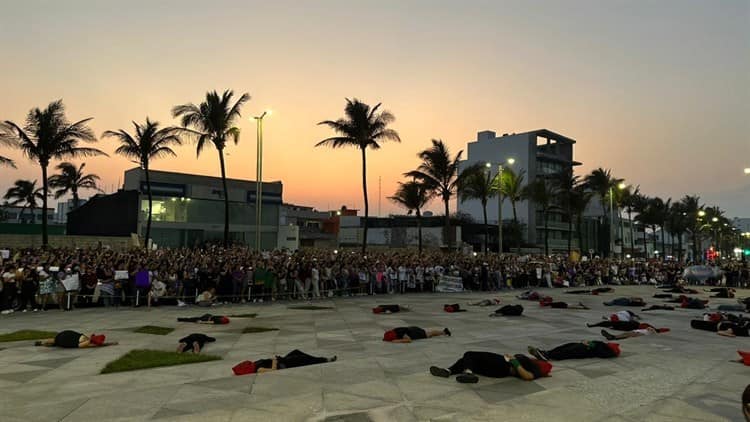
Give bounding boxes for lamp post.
[494,157,514,254]
[609,182,627,259]
[253,110,270,251]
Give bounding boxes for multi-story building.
[458,129,580,253]
[68,168,283,249]
[0,205,55,224]
[55,198,87,224]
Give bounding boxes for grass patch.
[288,305,333,310]
[132,326,174,336]
[228,313,258,318]
[100,349,221,374]
[242,326,279,334]
[0,330,57,343]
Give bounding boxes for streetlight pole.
[254,111,269,251]
[494,158,514,255]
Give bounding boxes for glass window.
[141,197,279,226]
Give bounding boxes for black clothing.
[255,349,328,370]
[448,351,511,378]
[691,320,749,336]
[177,314,224,324]
[588,320,640,330]
[653,294,673,299]
[393,326,427,340]
[17,281,38,310]
[550,302,569,309]
[376,305,402,313]
[54,330,83,348]
[492,304,524,316]
[642,305,675,311]
[543,341,616,360]
[178,333,216,352]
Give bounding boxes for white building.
[0,205,55,224]
[457,129,580,252]
[55,198,88,224]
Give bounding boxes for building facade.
[0,205,55,224]
[55,198,87,224]
[458,129,580,253]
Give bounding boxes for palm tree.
[680,195,703,262]
[48,162,102,210]
[1,100,105,245]
[620,185,641,255]
[553,169,580,255]
[584,168,623,256]
[649,197,671,260]
[569,184,593,254]
[3,179,44,223]
[173,90,250,248]
[499,167,526,253]
[388,180,430,254]
[666,202,689,262]
[523,178,558,256]
[458,163,498,252]
[316,99,400,253]
[0,134,16,168]
[632,194,653,258]
[406,139,462,250]
[103,118,182,248]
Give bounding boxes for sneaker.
[22,309,27,313]
[32,308,39,312]
[443,328,452,337]
[0,310,10,315]
[528,346,548,361]
[429,366,450,378]
[601,329,615,340]
[259,298,263,303]
[177,300,187,307]
[456,373,479,383]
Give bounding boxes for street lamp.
[698,210,706,217]
[744,167,750,175]
[609,182,627,258]
[253,110,271,251]
[492,158,515,254]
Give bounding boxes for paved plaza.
[0,286,747,422]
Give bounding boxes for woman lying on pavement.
[564,287,613,295]
[603,297,646,307]
[690,318,749,337]
[539,297,589,309]
[429,351,551,383]
[176,333,216,353]
[372,304,409,314]
[600,326,670,340]
[177,314,230,324]
[383,326,451,343]
[528,340,620,361]
[34,330,116,348]
[233,349,336,375]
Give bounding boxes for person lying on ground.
[177,314,230,324]
[664,295,708,309]
[528,340,620,361]
[603,310,640,322]
[653,293,674,299]
[565,287,613,295]
[469,298,502,306]
[690,319,749,337]
[707,287,736,298]
[604,297,646,307]
[34,330,116,348]
[661,286,699,294]
[718,303,747,312]
[195,288,217,307]
[601,326,670,340]
[429,351,551,383]
[383,326,451,343]
[588,320,659,331]
[444,303,467,312]
[232,349,336,375]
[641,305,675,311]
[743,384,750,422]
[517,290,542,301]
[177,333,216,353]
[489,304,524,317]
[539,297,589,309]
[372,304,409,314]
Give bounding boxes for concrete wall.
[0,234,134,250]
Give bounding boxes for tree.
[48,162,101,210]
[583,168,622,256]
[0,133,16,168]
[499,167,526,253]
[406,139,462,250]
[569,184,593,255]
[553,169,579,255]
[173,90,250,248]
[3,179,44,223]
[666,202,689,262]
[619,185,641,256]
[632,194,652,258]
[523,178,558,256]
[1,100,105,245]
[680,195,703,262]
[316,98,400,253]
[388,180,430,254]
[458,163,498,253]
[103,118,182,248]
[649,197,671,260]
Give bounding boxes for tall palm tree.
[103,118,182,248]
[680,195,703,262]
[48,162,102,210]
[620,185,641,255]
[316,98,400,253]
[650,197,671,260]
[666,202,689,262]
[499,167,526,253]
[173,90,250,247]
[632,194,653,258]
[584,168,623,256]
[388,180,430,254]
[3,179,44,223]
[458,163,498,252]
[553,169,580,255]
[406,139,462,250]
[523,178,558,256]
[1,100,105,245]
[569,184,593,254]
[0,134,16,168]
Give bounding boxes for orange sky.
[1,0,749,216]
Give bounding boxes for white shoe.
[177,300,187,307]
[1,310,10,315]
[259,298,263,303]
[22,309,27,313]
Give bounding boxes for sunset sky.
[1,0,748,217]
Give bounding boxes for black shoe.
[443,328,451,337]
[456,373,479,383]
[528,346,548,361]
[601,329,615,340]
[329,356,337,362]
[430,366,450,378]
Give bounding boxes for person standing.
[1,264,18,314]
[310,262,321,299]
[16,267,39,312]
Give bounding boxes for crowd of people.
[1,245,748,314]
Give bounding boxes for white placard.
[62,274,80,291]
[114,270,129,280]
[436,274,464,293]
[0,250,9,259]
